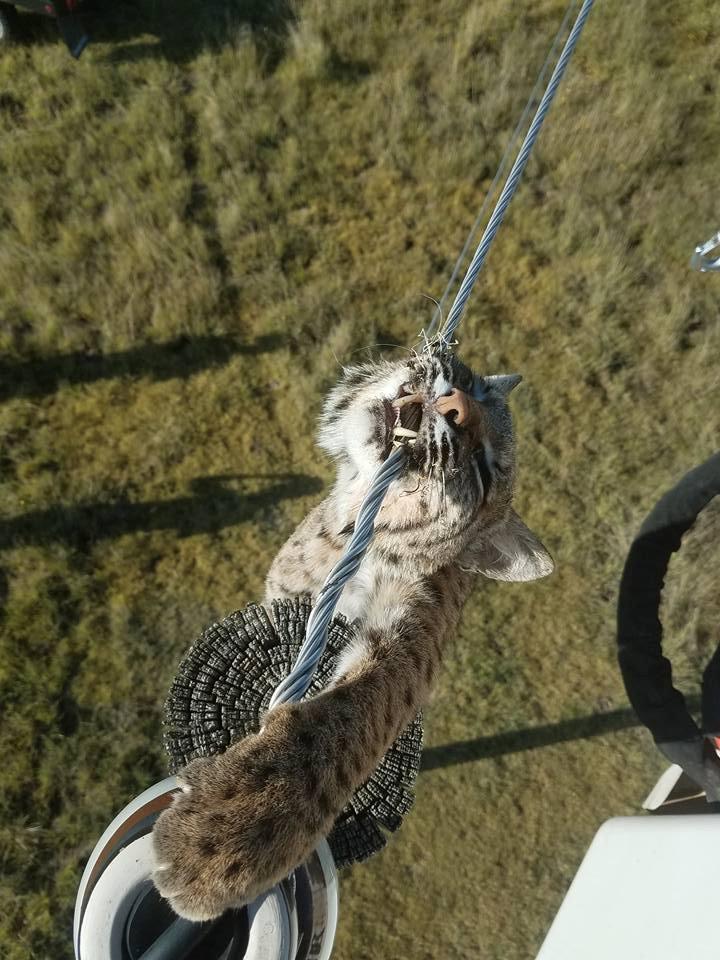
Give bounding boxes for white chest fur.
[334,559,377,622]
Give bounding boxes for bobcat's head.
[319,350,553,581]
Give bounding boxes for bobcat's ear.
[485,374,522,397]
[461,509,554,582]
[472,374,522,402]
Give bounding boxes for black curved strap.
[617,452,720,742]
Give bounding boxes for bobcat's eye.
[474,445,493,502]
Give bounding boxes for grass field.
[1,1,719,957]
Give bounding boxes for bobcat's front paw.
[152,752,261,921]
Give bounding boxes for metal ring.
[74,777,339,960]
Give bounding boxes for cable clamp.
[691,231,720,272]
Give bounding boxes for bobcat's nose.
[434,388,473,426]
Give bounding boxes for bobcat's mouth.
[383,383,482,477]
[384,385,424,448]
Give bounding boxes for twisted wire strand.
[426,0,581,339]
[268,446,408,708]
[269,0,595,708]
[439,0,595,346]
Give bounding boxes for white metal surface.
[312,839,340,960]
[78,832,158,959]
[74,775,179,957]
[537,816,720,960]
[246,885,296,960]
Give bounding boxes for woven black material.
[163,596,423,867]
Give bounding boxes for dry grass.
[1,0,719,957]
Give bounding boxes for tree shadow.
[87,0,298,67]
[421,695,702,772]
[0,333,283,403]
[0,473,323,551]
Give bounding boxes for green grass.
[1,1,719,957]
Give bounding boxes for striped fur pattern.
[152,350,553,920]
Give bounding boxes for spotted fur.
[152,350,553,920]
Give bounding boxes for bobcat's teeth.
[392,392,423,409]
[393,392,424,434]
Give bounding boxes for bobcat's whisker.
[471,456,485,504]
[400,473,423,497]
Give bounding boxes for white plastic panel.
[537,816,720,960]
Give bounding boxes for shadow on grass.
[421,695,702,772]
[16,0,297,67]
[0,473,322,551]
[0,333,283,403]
[90,0,297,67]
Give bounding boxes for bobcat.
[152,348,553,920]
